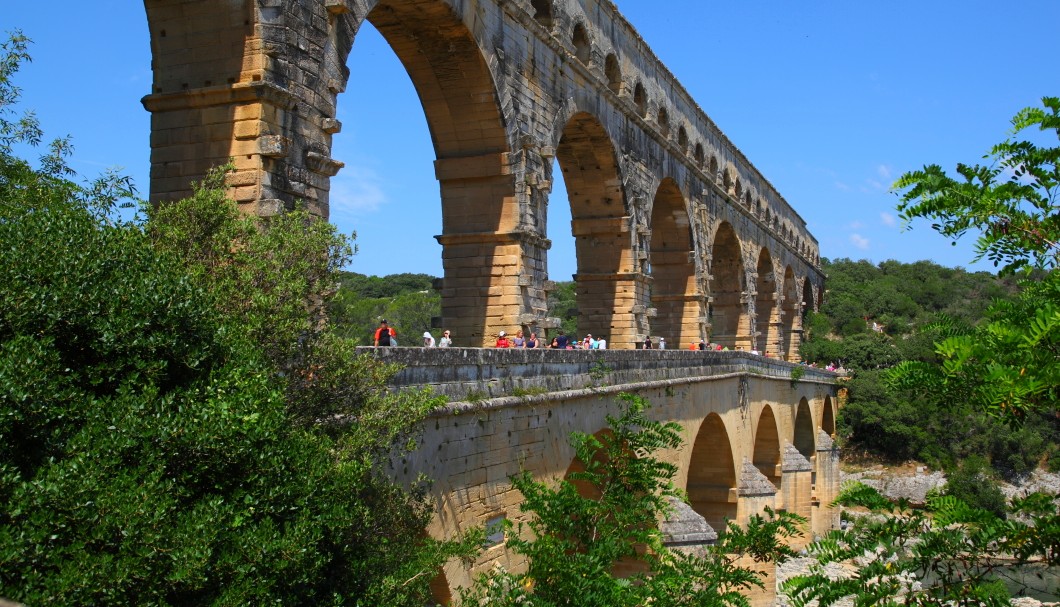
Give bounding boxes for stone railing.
[359,347,839,402]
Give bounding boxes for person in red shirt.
[495,330,512,348]
[374,319,397,347]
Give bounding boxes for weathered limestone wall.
[374,349,842,601]
[143,0,826,351]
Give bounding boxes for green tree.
[784,484,1060,606]
[890,97,1060,420]
[0,34,476,605]
[464,394,803,607]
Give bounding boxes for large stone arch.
[752,405,782,489]
[754,249,778,355]
[708,222,749,349]
[792,397,816,460]
[687,413,738,532]
[556,112,639,349]
[144,0,522,346]
[780,267,799,361]
[649,178,700,348]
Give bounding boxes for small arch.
[765,208,772,224]
[709,155,719,179]
[744,192,752,208]
[688,413,738,532]
[530,0,554,26]
[753,406,782,488]
[633,82,648,118]
[572,23,591,64]
[721,168,732,193]
[755,199,762,217]
[429,570,453,606]
[793,398,815,459]
[822,396,836,436]
[657,106,670,138]
[605,53,622,94]
[677,125,689,151]
[694,142,705,166]
[734,177,742,199]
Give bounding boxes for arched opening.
[694,143,705,166]
[793,398,815,460]
[722,168,732,194]
[734,178,742,199]
[677,125,689,151]
[657,106,671,138]
[633,82,648,118]
[709,155,719,180]
[572,23,591,64]
[554,112,635,348]
[780,267,798,361]
[333,1,514,346]
[793,275,816,360]
[530,0,553,27]
[708,222,748,349]
[564,429,649,578]
[649,179,699,347]
[688,414,738,532]
[429,570,452,606]
[754,249,777,355]
[822,396,836,437]
[605,53,622,94]
[752,406,782,489]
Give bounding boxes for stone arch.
[754,249,778,355]
[694,142,705,166]
[677,125,689,151]
[803,277,816,313]
[429,570,453,606]
[752,405,782,488]
[780,266,798,361]
[793,398,815,460]
[722,166,733,194]
[688,413,738,532]
[530,0,554,26]
[555,111,636,349]
[649,178,699,347]
[744,192,752,208]
[822,396,836,436]
[734,177,743,199]
[572,22,592,64]
[564,428,648,577]
[633,82,648,118]
[709,155,719,180]
[336,1,516,347]
[708,222,749,349]
[657,106,671,138]
[605,53,622,94]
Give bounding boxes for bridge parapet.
[361,347,838,402]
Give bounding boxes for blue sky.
[5,2,1058,279]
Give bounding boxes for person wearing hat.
[374,319,397,347]
[422,331,436,347]
[495,331,512,348]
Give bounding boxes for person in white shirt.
[422,331,436,347]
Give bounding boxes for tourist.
[555,331,569,349]
[643,338,653,349]
[597,336,607,349]
[373,319,397,347]
[526,332,539,348]
[438,330,452,347]
[658,337,666,349]
[512,329,526,348]
[549,337,559,349]
[698,338,707,350]
[583,334,593,349]
[495,331,512,348]
[422,331,436,347]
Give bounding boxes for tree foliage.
[889,97,1060,421]
[784,483,1060,606]
[463,394,803,607]
[0,34,476,606]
